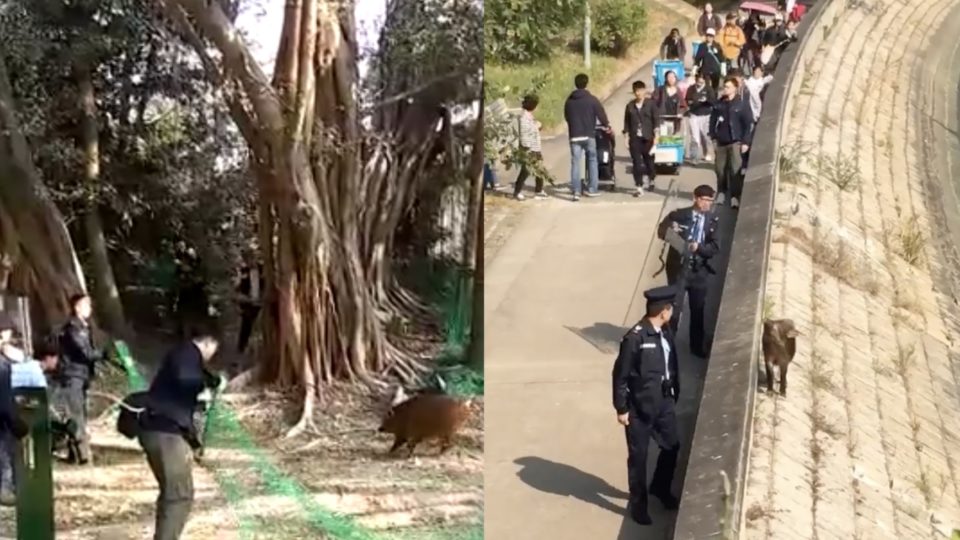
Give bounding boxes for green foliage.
[484,0,583,64]
[590,0,648,57]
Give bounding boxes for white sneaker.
[585,191,601,198]
[731,197,740,209]
[716,193,726,205]
[572,194,581,201]
[515,193,526,201]
[634,186,645,197]
[534,191,549,199]
[704,155,714,163]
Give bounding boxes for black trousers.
[705,71,721,91]
[624,398,680,516]
[140,430,194,540]
[514,151,544,196]
[237,303,261,353]
[666,266,710,357]
[629,137,656,187]
[61,377,91,462]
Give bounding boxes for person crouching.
[139,321,222,540]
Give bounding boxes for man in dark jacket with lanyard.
[623,80,660,197]
[613,286,682,525]
[657,185,720,358]
[139,322,222,540]
[694,28,727,91]
[58,293,105,464]
[710,77,755,209]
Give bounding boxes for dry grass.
[778,142,815,185]
[896,215,926,267]
[817,153,861,191]
[763,297,776,320]
[810,233,879,294]
[894,342,916,377]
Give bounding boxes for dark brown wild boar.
[379,386,472,457]
[762,319,801,397]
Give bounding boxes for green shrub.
[484,0,583,64]
[590,0,648,57]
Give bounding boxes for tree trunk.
[164,0,456,429]
[76,64,130,337]
[464,115,484,370]
[0,49,86,323]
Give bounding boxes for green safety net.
[100,262,483,540]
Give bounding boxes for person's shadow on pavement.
[565,323,626,354]
[514,456,628,516]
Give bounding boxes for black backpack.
[116,391,149,439]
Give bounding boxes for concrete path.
[484,46,738,538]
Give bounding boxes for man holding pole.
[657,185,720,358]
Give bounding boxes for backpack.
[116,391,149,439]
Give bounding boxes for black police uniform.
[657,206,721,357]
[612,286,681,524]
[58,315,104,463]
[139,341,219,540]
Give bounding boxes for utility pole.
[583,0,591,69]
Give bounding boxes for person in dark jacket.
[58,293,104,464]
[657,185,720,358]
[139,322,222,540]
[623,81,660,197]
[696,2,723,37]
[685,71,717,163]
[563,73,611,201]
[694,28,727,91]
[613,286,682,525]
[659,28,686,60]
[0,313,28,505]
[709,77,755,209]
[235,261,265,354]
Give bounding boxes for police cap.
[644,285,678,311]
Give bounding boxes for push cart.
[654,115,684,175]
[582,125,618,192]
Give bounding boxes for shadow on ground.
[565,323,626,355]
[513,456,628,517]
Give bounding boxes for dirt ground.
[1,324,482,539]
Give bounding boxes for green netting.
[104,257,483,538]
[110,340,376,540]
[431,266,482,397]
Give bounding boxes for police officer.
[612,285,681,525]
[58,293,105,464]
[657,184,720,358]
[139,321,222,540]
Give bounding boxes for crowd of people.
[484,1,802,208]
[608,0,806,527]
[0,293,225,539]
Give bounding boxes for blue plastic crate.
[653,60,685,88]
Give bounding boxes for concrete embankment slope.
[740,0,960,538]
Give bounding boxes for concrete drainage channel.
[671,0,842,538]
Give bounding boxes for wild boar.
[379,385,472,457]
[761,319,801,397]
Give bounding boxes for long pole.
[584,1,591,69]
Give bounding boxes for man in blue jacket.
[139,321,222,540]
[709,76,755,209]
[564,73,611,201]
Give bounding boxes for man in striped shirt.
[514,94,547,200]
